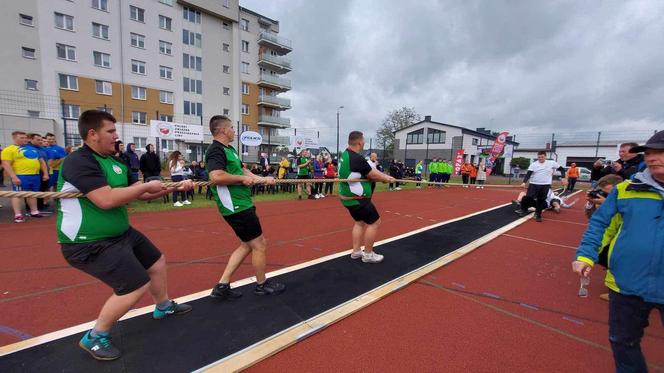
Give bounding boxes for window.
[182,53,202,71]
[223,87,230,95]
[159,114,173,122]
[96,106,112,114]
[427,129,446,144]
[130,33,145,48]
[95,80,112,95]
[472,138,479,145]
[92,22,109,40]
[92,0,108,11]
[55,13,74,31]
[222,22,230,30]
[182,29,202,47]
[56,44,76,61]
[242,83,249,94]
[20,14,34,27]
[241,104,249,115]
[63,104,80,119]
[28,110,40,118]
[183,78,203,94]
[241,62,249,74]
[93,51,111,67]
[159,15,172,30]
[132,111,147,124]
[161,139,175,150]
[25,79,38,90]
[133,137,147,149]
[222,0,230,8]
[406,129,424,144]
[159,40,172,55]
[240,18,249,31]
[223,108,230,115]
[22,47,36,59]
[130,6,144,22]
[159,90,174,104]
[159,65,173,80]
[131,86,147,100]
[223,65,230,74]
[159,0,174,6]
[241,40,249,52]
[222,43,230,52]
[183,101,202,116]
[131,59,146,74]
[59,74,78,90]
[183,7,201,23]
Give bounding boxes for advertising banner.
[149,120,204,142]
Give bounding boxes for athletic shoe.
[152,300,192,319]
[173,201,183,207]
[476,186,480,189]
[29,212,44,218]
[535,215,543,222]
[350,250,363,259]
[320,194,326,198]
[254,279,286,296]
[210,283,243,300]
[416,186,421,189]
[14,215,25,223]
[183,200,191,205]
[362,251,384,263]
[298,195,302,200]
[395,187,402,191]
[389,188,394,191]
[308,195,316,200]
[79,330,121,361]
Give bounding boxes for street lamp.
[336,105,344,159]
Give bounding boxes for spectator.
[460,161,473,187]
[565,162,580,192]
[114,141,131,169]
[367,153,382,193]
[0,144,4,188]
[584,174,623,220]
[296,149,313,199]
[415,160,423,188]
[388,160,401,191]
[469,162,478,184]
[603,142,645,180]
[1,131,45,222]
[125,143,140,180]
[312,154,325,198]
[590,159,605,189]
[476,160,487,189]
[44,133,66,193]
[277,156,290,193]
[139,144,161,180]
[168,151,190,207]
[573,131,664,373]
[513,165,521,179]
[259,153,270,172]
[428,158,439,186]
[324,156,336,195]
[26,133,50,210]
[64,145,74,155]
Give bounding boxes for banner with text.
[454,149,465,175]
[150,120,204,142]
[486,131,509,176]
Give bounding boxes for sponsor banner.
[290,134,319,150]
[453,149,465,175]
[149,120,204,142]
[240,131,263,146]
[486,131,509,176]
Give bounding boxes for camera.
[588,189,608,199]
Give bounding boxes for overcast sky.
[240,0,663,148]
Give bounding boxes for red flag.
[453,149,465,175]
[486,131,509,176]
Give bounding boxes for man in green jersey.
[339,131,395,263]
[205,115,286,300]
[415,160,423,188]
[58,110,194,361]
[296,149,313,199]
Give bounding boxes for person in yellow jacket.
[277,156,290,192]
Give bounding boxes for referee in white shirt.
[519,151,567,222]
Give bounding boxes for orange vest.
[567,166,579,178]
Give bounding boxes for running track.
[1,187,662,371]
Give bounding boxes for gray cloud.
[241,0,664,148]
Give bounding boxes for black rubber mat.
[0,205,520,372]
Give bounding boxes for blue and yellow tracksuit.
[575,172,664,304]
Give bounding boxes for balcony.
[258,54,292,73]
[258,115,290,128]
[258,73,291,91]
[257,32,292,54]
[261,135,290,146]
[257,94,291,110]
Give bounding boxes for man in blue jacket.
[573,130,664,373]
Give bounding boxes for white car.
[564,166,591,182]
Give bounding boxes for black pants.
[567,177,577,192]
[324,178,334,194]
[462,174,469,184]
[526,184,550,217]
[609,291,664,373]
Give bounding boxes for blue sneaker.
[79,330,120,361]
[152,300,192,320]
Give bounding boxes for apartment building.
[238,7,292,162]
[0,0,290,162]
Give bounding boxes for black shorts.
[297,175,310,180]
[61,227,162,296]
[345,199,380,225]
[224,206,263,242]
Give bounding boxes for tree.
[376,107,421,159]
[510,157,530,169]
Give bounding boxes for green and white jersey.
[338,149,373,207]
[297,156,310,176]
[205,140,253,216]
[56,144,138,243]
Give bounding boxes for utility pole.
[336,106,344,159]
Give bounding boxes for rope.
[0,179,522,199]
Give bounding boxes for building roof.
[394,117,519,145]
[239,6,279,25]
